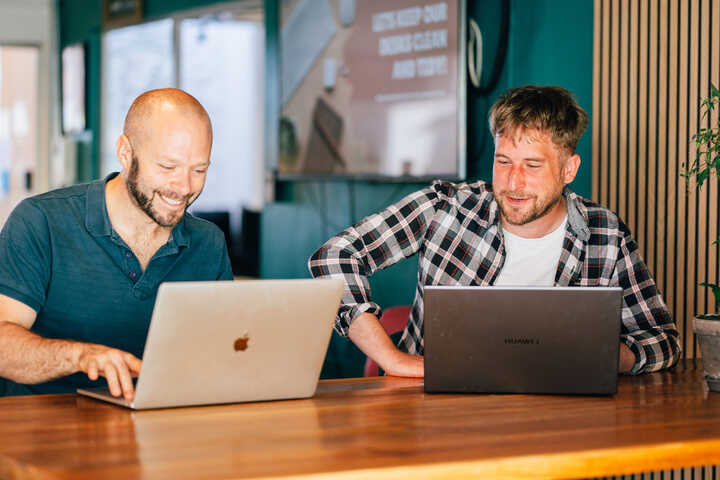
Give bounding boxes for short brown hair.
[488,85,588,155]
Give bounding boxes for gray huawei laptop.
[423,286,623,395]
[77,278,343,409]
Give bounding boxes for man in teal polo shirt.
[0,88,232,399]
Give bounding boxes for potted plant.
[684,84,720,392]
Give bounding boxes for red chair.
[363,305,412,377]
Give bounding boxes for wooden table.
[1,360,719,480]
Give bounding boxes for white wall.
[0,0,59,223]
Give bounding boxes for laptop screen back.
[78,278,343,409]
[423,286,622,395]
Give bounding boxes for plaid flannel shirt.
[309,180,681,374]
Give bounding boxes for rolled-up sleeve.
[308,183,444,336]
[613,222,681,374]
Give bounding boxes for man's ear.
[116,134,133,173]
[562,154,581,185]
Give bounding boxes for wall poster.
[278,0,466,179]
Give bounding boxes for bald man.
[0,89,232,399]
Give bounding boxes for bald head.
[123,88,212,152]
[113,89,214,229]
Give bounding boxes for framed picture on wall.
[61,43,86,134]
[103,0,143,29]
[278,0,467,180]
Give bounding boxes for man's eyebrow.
[156,156,210,166]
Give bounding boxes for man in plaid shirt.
[309,85,680,377]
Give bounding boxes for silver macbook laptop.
[423,286,623,395]
[78,278,344,409]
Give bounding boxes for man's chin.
[149,208,186,228]
[498,202,535,226]
[499,197,564,228]
[159,214,185,228]
[502,213,534,226]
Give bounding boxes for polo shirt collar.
[170,216,190,248]
[85,173,116,237]
[85,172,190,248]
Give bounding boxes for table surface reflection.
[1,360,719,479]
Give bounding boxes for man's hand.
[618,342,635,374]
[381,351,424,377]
[348,312,424,378]
[0,295,142,395]
[77,344,142,400]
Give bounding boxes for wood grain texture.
[593,0,720,359]
[0,361,719,480]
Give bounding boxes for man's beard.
[126,155,193,228]
[496,189,564,226]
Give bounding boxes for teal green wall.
[57,0,594,378]
[467,0,594,187]
[58,0,102,181]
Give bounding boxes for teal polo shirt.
[0,174,233,395]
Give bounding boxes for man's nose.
[507,165,525,191]
[170,170,192,196]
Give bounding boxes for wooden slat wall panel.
[638,0,649,251]
[628,0,639,233]
[688,0,700,356]
[619,2,629,221]
[594,0,719,361]
[665,0,678,331]
[711,0,720,315]
[647,1,659,276]
[676,0,690,353]
[593,1,719,476]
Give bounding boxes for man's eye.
[159,164,173,170]
[527,163,542,169]
[194,169,207,174]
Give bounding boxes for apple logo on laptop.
[234,334,250,351]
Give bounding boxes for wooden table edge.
[259,439,720,480]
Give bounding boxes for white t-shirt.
[493,217,568,286]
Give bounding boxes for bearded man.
[309,85,680,377]
[0,89,232,399]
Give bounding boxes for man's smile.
[157,193,185,208]
[503,193,533,206]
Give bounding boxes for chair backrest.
[363,305,411,377]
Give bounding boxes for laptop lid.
[78,278,343,409]
[423,286,622,395]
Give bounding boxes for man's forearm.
[0,321,82,384]
[348,313,423,377]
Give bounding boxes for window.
[101,4,265,236]
[0,46,39,221]
[102,19,174,175]
[179,15,264,215]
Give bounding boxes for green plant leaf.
[697,168,710,187]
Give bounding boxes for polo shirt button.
[129,271,137,279]
[125,251,132,258]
